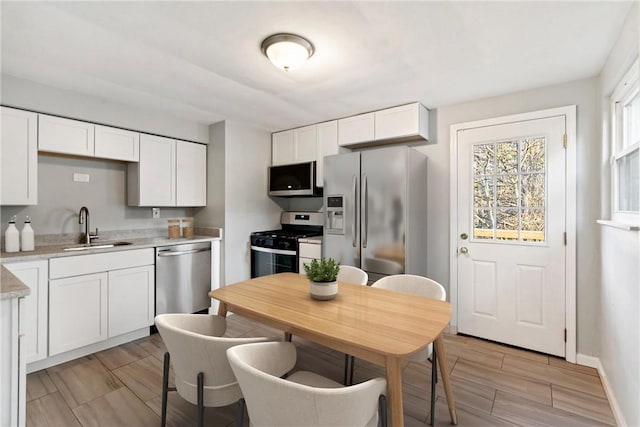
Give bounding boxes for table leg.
[434,333,458,425]
[385,356,404,427]
[217,302,228,317]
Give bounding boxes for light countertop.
[1,264,31,300]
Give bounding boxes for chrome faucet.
[78,206,98,245]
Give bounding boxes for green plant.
[303,258,340,282]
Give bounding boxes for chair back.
[155,313,269,407]
[337,265,368,285]
[373,275,446,361]
[227,341,386,427]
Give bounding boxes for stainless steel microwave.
[268,161,323,197]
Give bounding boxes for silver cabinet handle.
[352,175,357,248]
[363,174,368,248]
[157,248,210,257]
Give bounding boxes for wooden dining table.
[209,272,457,427]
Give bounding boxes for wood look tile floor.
[26,315,616,427]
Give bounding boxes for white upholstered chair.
[372,274,446,426]
[227,341,387,427]
[338,265,369,385]
[155,313,270,427]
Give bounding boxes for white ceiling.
[0,1,633,131]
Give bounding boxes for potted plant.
[303,258,340,300]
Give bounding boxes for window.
[611,58,640,223]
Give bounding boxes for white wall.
[195,120,281,286]
[1,74,209,143]
[1,76,205,238]
[597,4,639,426]
[420,77,600,356]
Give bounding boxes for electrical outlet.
[152,208,160,219]
[73,173,90,183]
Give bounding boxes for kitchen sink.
[63,241,133,251]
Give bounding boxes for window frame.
[611,58,640,224]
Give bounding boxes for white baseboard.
[576,353,626,427]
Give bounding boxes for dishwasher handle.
[157,248,210,257]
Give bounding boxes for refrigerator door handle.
[363,174,368,248]
[352,175,358,247]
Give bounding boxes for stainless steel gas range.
[250,211,323,278]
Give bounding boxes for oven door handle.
[251,246,297,256]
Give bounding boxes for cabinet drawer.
[50,248,154,279]
[299,243,321,259]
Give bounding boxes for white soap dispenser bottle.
[5,215,20,253]
[21,216,35,251]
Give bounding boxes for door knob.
[459,247,468,254]
[460,233,468,240]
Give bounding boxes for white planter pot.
[309,280,338,300]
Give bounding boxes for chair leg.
[349,355,356,385]
[378,394,388,427]
[197,372,204,427]
[236,398,245,427]
[343,354,350,385]
[429,346,437,426]
[161,352,170,427]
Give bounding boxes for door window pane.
[473,209,494,239]
[472,136,546,243]
[496,141,518,174]
[474,177,494,207]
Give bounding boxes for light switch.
[73,173,90,183]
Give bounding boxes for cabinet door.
[338,112,375,146]
[38,114,95,157]
[293,125,317,163]
[316,121,338,188]
[176,140,206,206]
[1,107,38,206]
[4,261,48,364]
[374,103,427,141]
[137,134,176,206]
[94,125,140,162]
[49,273,108,356]
[272,130,294,165]
[0,298,20,427]
[108,265,154,338]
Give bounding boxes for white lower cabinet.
[48,249,155,357]
[4,261,49,364]
[108,265,154,338]
[1,297,26,427]
[298,241,322,273]
[49,272,108,356]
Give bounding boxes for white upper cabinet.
[176,140,207,206]
[128,134,176,207]
[94,125,140,162]
[293,125,317,163]
[338,112,375,146]
[374,103,429,142]
[38,114,95,157]
[272,126,318,166]
[1,107,38,205]
[337,103,429,147]
[129,135,206,207]
[316,121,339,188]
[272,130,295,165]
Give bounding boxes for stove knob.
[279,241,290,249]
[256,238,264,245]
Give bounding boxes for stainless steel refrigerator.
[323,146,428,283]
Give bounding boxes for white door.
[455,113,568,356]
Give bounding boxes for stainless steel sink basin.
[63,241,133,251]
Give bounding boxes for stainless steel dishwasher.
[155,241,211,315]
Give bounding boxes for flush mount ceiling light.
[261,33,315,72]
